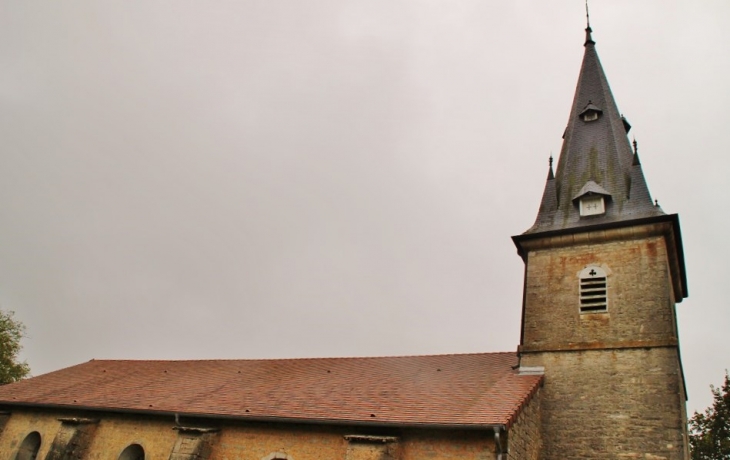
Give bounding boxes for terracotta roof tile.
[0,353,541,428]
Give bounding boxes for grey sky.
[0,1,728,416]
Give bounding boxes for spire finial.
[547,154,554,180]
[632,137,641,165]
[584,0,595,46]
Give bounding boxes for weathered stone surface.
[44,418,99,460]
[519,226,689,459]
[0,411,61,460]
[522,232,678,350]
[0,411,499,460]
[0,412,10,437]
[508,388,541,459]
[398,429,495,460]
[345,436,399,460]
[169,427,219,460]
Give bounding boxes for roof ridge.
[82,351,518,365]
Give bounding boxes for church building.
[0,21,689,460]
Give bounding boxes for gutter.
[0,400,506,432]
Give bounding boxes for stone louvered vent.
[579,266,607,312]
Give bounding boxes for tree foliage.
[0,309,30,384]
[690,372,730,460]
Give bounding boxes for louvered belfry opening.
[579,266,607,312]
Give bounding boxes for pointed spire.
[525,17,662,234]
[584,0,595,46]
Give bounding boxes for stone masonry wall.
[210,421,345,460]
[519,227,688,459]
[169,428,219,460]
[506,388,541,460]
[0,410,497,460]
[45,419,99,460]
[398,429,495,460]
[344,436,400,460]
[0,411,67,460]
[522,234,678,350]
[0,413,10,437]
[522,348,686,459]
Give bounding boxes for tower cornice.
[513,213,688,302]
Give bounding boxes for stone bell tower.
[512,22,690,459]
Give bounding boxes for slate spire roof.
[525,23,663,234]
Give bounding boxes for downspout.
[493,426,507,460]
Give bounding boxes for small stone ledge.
[57,417,100,425]
[519,338,679,354]
[518,366,545,375]
[344,435,399,443]
[173,426,220,434]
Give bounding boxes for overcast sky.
[0,1,728,416]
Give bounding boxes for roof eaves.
[0,401,507,432]
[502,374,544,429]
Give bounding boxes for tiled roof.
[0,353,541,428]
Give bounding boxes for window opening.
[579,194,605,216]
[118,444,145,460]
[579,101,602,122]
[15,432,41,460]
[579,266,607,313]
[583,111,599,122]
[262,453,293,460]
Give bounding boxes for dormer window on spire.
[579,101,602,122]
[579,194,604,216]
[573,180,611,217]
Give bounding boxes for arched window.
[118,444,145,460]
[579,266,608,313]
[14,432,41,460]
[262,453,293,460]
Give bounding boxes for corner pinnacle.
[632,138,641,166]
[548,155,554,180]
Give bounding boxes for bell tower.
[512,21,690,459]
